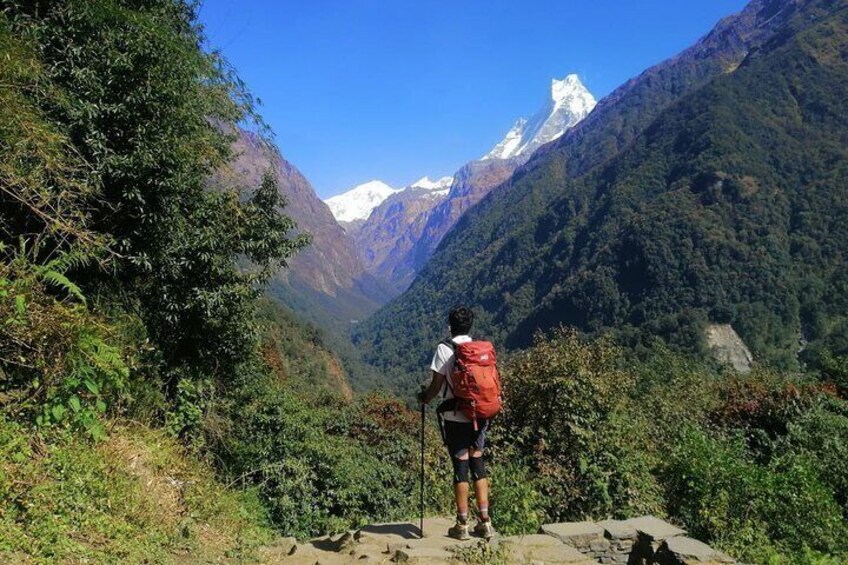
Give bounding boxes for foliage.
[485,457,543,536]
[664,429,848,562]
[778,399,848,514]
[256,298,353,399]
[498,328,649,518]
[489,329,848,562]
[1,245,129,439]
[210,358,424,538]
[1,1,308,433]
[0,417,272,563]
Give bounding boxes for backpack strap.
[437,338,456,400]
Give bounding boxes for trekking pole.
[419,398,426,538]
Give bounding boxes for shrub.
[663,428,848,561]
[213,367,423,538]
[499,328,637,519]
[779,399,848,513]
[1,247,130,439]
[487,457,543,535]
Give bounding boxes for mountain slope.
[356,0,845,384]
[351,177,452,288]
[214,131,385,388]
[374,76,595,292]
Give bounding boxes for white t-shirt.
[430,335,472,423]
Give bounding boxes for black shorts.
[441,419,490,458]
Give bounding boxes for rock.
[394,546,454,563]
[625,516,686,541]
[706,324,753,373]
[590,537,612,553]
[355,518,455,553]
[258,515,733,565]
[597,519,638,541]
[660,536,736,564]
[268,536,298,556]
[349,546,387,561]
[519,544,597,564]
[502,534,592,564]
[501,534,564,547]
[541,521,605,549]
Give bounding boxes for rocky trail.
[257,515,736,564]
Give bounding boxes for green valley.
[2,0,848,564]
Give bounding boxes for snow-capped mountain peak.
[410,176,454,194]
[483,74,596,161]
[324,180,399,223]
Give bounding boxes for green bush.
[213,366,422,538]
[779,399,848,513]
[1,247,130,439]
[487,457,543,535]
[663,428,848,561]
[499,328,642,519]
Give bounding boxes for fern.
[38,269,86,304]
[41,248,95,274]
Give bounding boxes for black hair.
[448,306,474,336]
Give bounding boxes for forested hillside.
[356,0,848,383]
[0,1,412,559]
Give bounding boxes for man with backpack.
[419,306,501,540]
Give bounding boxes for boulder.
[523,544,599,564]
[501,534,565,547]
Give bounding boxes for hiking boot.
[473,520,495,539]
[448,521,471,540]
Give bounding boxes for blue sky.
[198,0,748,199]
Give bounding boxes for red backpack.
[442,339,502,427]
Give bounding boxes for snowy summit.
[409,176,453,195]
[483,74,596,161]
[325,180,399,223]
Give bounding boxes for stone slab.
[541,521,605,547]
[357,517,453,541]
[597,519,638,541]
[663,536,736,564]
[625,515,686,541]
[519,543,598,564]
[394,546,454,563]
[501,533,564,547]
[397,534,476,553]
[355,517,458,553]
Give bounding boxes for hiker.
[418,306,501,540]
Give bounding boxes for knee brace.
[451,457,470,484]
[470,456,487,481]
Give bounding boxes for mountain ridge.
[355,0,843,385]
[483,74,596,161]
[355,75,595,293]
